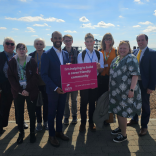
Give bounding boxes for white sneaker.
[36,123,42,131]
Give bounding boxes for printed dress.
[108,54,142,118]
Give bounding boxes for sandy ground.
[9,90,156,121]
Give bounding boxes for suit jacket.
[133,47,156,90]
[41,47,69,94]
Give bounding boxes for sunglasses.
[104,38,112,41]
[5,42,15,46]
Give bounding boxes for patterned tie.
[137,50,142,63]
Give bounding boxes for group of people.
[0,31,156,147]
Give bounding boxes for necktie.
[137,50,142,63]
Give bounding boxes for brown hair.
[117,41,132,55]
[51,31,62,38]
[136,34,148,41]
[100,33,114,50]
[63,34,73,40]
[84,33,94,41]
[16,43,27,51]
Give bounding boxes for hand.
[22,90,29,96]
[128,90,134,98]
[66,63,71,65]
[147,89,153,94]
[96,63,100,70]
[56,87,65,94]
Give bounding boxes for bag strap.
[95,50,100,62]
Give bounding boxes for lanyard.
[113,57,120,69]
[104,50,111,62]
[5,53,14,61]
[86,50,94,63]
[37,53,41,68]
[18,58,26,80]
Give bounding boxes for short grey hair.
[3,37,15,46]
[34,38,46,48]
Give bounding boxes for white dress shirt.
[137,46,147,62]
[53,46,63,65]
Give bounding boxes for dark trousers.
[133,80,150,128]
[97,75,109,100]
[48,92,67,137]
[14,94,36,133]
[36,85,48,123]
[0,91,14,127]
[80,88,97,124]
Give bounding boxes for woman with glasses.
[8,43,39,144]
[29,38,49,131]
[98,33,117,99]
[109,41,142,143]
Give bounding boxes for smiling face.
[118,43,130,58]
[16,44,27,57]
[85,38,95,51]
[34,40,44,51]
[104,36,112,47]
[137,35,148,50]
[51,32,62,49]
[3,40,15,53]
[63,36,73,48]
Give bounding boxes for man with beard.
[41,31,70,147]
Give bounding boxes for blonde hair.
[3,37,15,46]
[63,34,73,40]
[117,41,132,55]
[100,33,114,50]
[34,38,46,48]
[85,33,94,41]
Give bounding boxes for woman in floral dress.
[109,41,142,143]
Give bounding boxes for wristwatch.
[130,89,134,92]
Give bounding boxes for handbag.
[36,91,43,107]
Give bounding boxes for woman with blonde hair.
[109,41,142,143]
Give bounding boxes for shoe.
[111,127,121,135]
[71,116,77,124]
[36,123,42,131]
[23,122,28,129]
[104,121,110,126]
[17,132,25,144]
[49,136,60,147]
[44,121,49,130]
[89,123,96,132]
[30,132,36,143]
[55,132,69,141]
[139,128,148,136]
[64,118,69,125]
[113,134,127,143]
[79,123,86,132]
[127,120,138,126]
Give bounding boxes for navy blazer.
[133,47,156,90]
[41,47,69,94]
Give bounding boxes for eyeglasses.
[5,42,15,46]
[64,40,72,43]
[104,38,112,41]
[17,48,26,51]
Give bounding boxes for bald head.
[51,31,62,39]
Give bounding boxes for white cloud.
[121,8,128,9]
[40,14,44,17]
[5,16,65,22]
[33,23,50,27]
[133,25,141,27]
[31,35,38,37]
[93,34,99,36]
[119,15,124,18]
[26,27,35,32]
[45,29,50,30]
[79,16,89,22]
[117,25,120,27]
[12,28,19,30]
[143,26,156,32]
[47,34,50,36]
[20,0,27,2]
[19,11,21,13]
[95,21,115,28]
[139,21,152,25]
[81,23,95,29]
[154,10,156,16]
[64,30,77,33]
[134,0,143,4]
[0,27,7,29]
[146,0,149,2]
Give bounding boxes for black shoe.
[71,116,77,124]
[111,127,121,135]
[30,132,36,143]
[17,133,25,144]
[23,122,28,129]
[113,134,127,143]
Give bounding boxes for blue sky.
[0,0,156,49]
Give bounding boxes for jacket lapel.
[50,47,61,65]
[140,47,149,66]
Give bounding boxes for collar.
[14,54,32,64]
[86,48,95,54]
[53,46,62,53]
[63,47,73,53]
[139,46,147,53]
[4,51,14,56]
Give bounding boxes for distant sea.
[0,45,156,54]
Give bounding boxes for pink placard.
[61,62,98,92]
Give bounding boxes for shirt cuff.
[54,87,58,91]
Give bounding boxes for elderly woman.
[98,33,117,99]
[109,41,142,143]
[8,43,38,144]
[29,38,48,131]
[0,37,17,134]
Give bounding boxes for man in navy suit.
[41,31,69,147]
[127,34,156,136]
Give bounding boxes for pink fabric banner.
[61,62,98,92]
